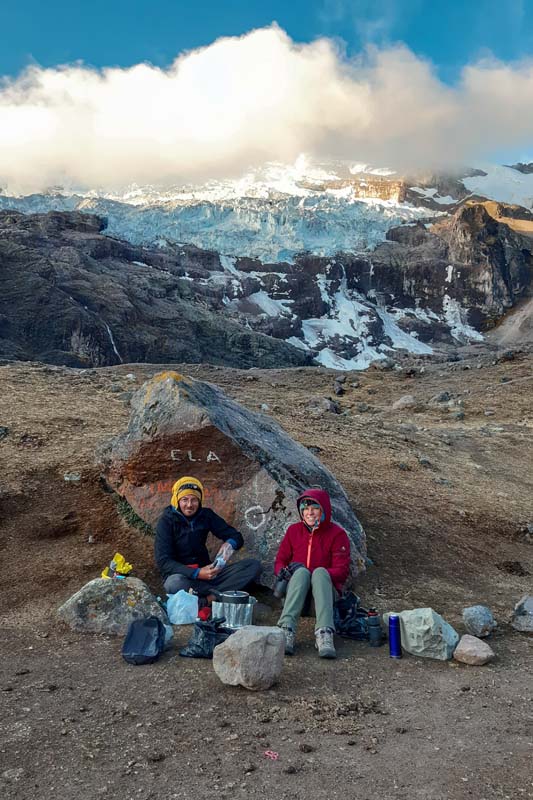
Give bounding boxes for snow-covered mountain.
[1,158,532,369]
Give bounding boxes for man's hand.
[197,564,221,581]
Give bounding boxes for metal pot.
[212,591,257,629]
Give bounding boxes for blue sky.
[1,0,532,82]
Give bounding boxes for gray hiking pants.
[277,567,336,632]
[164,558,262,597]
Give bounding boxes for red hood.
[297,488,332,527]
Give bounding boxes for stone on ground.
[511,595,533,633]
[392,395,417,410]
[98,372,365,587]
[462,605,497,637]
[212,626,285,690]
[57,577,169,635]
[388,607,459,660]
[453,634,495,665]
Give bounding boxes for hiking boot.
[315,627,336,659]
[279,626,295,656]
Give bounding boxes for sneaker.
[279,626,295,656]
[315,627,337,659]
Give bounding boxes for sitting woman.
[274,488,351,659]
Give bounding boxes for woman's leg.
[277,568,311,631]
[311,567,335,631]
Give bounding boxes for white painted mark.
[245,505,267,531]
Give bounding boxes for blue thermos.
[388,613,402,658]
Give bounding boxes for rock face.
[511,595,533,633]
[98,371,366,587]
[462,605,497,638]
[453,634,495,666]
[389,608,459,660]
[212,626,285,690]
[2,203,533,371]
[0,210,312,369]
[57,577,168,635]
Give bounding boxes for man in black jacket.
[154,475,262,600]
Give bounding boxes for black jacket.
[154,505,244,579]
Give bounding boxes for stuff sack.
[334,592,371,640]
[179,617,233,659]
[167,589,199,625]
[121,616,166,665]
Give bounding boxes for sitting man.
[155,475,262,602]
[274,488,350,659]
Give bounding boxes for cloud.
[1,25,533,192]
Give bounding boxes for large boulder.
[212,626,285,690]
[511,595,533,633]
[98,372,366,587]
[386,607,459,660]
[57,577,169,635]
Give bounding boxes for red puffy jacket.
[274,488,351,592]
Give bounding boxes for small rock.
[484,409,495,417]
[109,385,123,393]
[392,395,416,411]
[2,768,24,781]
[260,403,270,412]
[243,762,256,774]
[335,375,347,384]
[298,743,314,753]
[511,595,533,633]
[334,384,345,396]
[57,577,168,635]
[63,472,82,482]
[453,635,495,666]
[418,457,432,468]
[430,391,451,404]
[462,606,497,638]
[397,462,411,471]
[212,626,285,690]
[350,380,360,389]
[125,373,137,382]
[284,765,298,774]
[0,425,9,441]
[356,402,371,413]
[119,392,133,403]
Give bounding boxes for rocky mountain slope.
[1,201,532,369]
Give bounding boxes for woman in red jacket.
[275,488,351,659]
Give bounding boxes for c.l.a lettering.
[170,449,222,463]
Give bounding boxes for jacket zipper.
[306,531,314,569]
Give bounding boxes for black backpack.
[333,592,371,640]
[121,616,166,665]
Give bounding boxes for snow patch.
[442,295,483,342]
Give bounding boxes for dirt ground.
[1,348,533,800]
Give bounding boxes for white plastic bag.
[167,590,199,625]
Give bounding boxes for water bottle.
[388,613,402,658]
[367,609,384,647]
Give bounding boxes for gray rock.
[212,626,285,690]
[98,372,366,588]
[429,391,451,404]
[0,425,9,441]
[392,394,417,410]
[511,595,533,633]
[453,634,495,665]
[57,577,168,635]
[386,607,459,660]
[462,605,497,638]
[307,397,341,415]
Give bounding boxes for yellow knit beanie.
[170,476,204,508]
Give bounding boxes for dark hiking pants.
[164,558,262,597]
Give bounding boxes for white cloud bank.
[1,25,533,192]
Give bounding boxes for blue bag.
[121,616,166,665]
